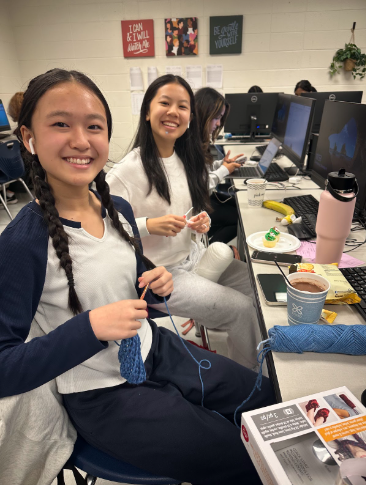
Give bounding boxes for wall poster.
[209,15,243,55]
[165,18,198,56]
[121,19,155,57]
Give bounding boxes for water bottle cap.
[327,169,356,192]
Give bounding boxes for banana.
[262,200,295,216]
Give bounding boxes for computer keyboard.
[238,166,258,177]
[283,194,319,238]
[238,163,289,181]
[265,163,289,182]
[256,145,268,155]
[256,144,280,158]
[339,267,366,321]
[283,194,319,216]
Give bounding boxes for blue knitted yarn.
[117,334,146,384]
[268,325,366,355]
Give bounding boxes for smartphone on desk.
[251,251,302,266]
[257,274,287,306]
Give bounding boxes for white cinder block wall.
[0,0,22,131]
[1,0,366,161]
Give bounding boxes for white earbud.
[29,138,36,155]
[187,122,190,129]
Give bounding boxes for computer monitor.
[0,99,11,138]
[271,93,315,169]
[224,93,280,138]
[311,100,366,213]
[301,91,363,134]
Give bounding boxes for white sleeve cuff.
[136,217,151,238]
[215,165,230,179]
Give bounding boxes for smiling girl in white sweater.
[107,75,261,368]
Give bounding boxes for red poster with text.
[121,19,155,57]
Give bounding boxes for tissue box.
[241,386,366,485]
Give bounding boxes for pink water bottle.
[315,169,358,264]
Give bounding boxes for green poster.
[210,15,243,55]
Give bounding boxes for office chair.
[64,434,181,485]
[149,307,211,352]
[0,139,33,220]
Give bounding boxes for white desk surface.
[236,185,366,403]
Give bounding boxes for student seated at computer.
[106,74,262,368]
[248,85,263,93]
[195,87,242,246]
[294,80,317,96]
[0,92,25,206]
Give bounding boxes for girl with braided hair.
[0,69,275,485]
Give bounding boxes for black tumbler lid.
[328,168,356,192]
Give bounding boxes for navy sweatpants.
[63,320,275,485]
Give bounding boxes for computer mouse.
[289,176,301,184]
[250,156,261,162]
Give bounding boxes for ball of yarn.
[268,324,366,356]
[195,242,233,283]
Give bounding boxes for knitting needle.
[140,283,150,300]
[183,206,194,219]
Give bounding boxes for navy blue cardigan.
[0,195,166,398]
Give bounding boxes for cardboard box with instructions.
[241,386,366,485]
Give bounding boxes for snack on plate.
[263,232,277,248]
[289,263,361,305]
[269,226,281,242]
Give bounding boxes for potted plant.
[329,43,366,80]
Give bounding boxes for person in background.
[8,92,24,124]
[195,87,242,246]
[248,85,263,93]
[0,92,25,206]
[294,80,317,96]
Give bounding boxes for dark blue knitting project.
[117,334,146,384]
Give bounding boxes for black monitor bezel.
[224,92,281,137]
[271,93,315,170]
[0,99,11,133]
[301,91,363,134]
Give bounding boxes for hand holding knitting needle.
[146,214,186,237]
[138,266,173,297]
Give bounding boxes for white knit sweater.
[107,149,193,267]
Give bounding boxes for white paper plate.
[246,231,301,253]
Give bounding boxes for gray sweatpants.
[150,255,262,368]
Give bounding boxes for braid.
[32,157,83,315]
[94,170,156,271]
[334,434,366,460]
